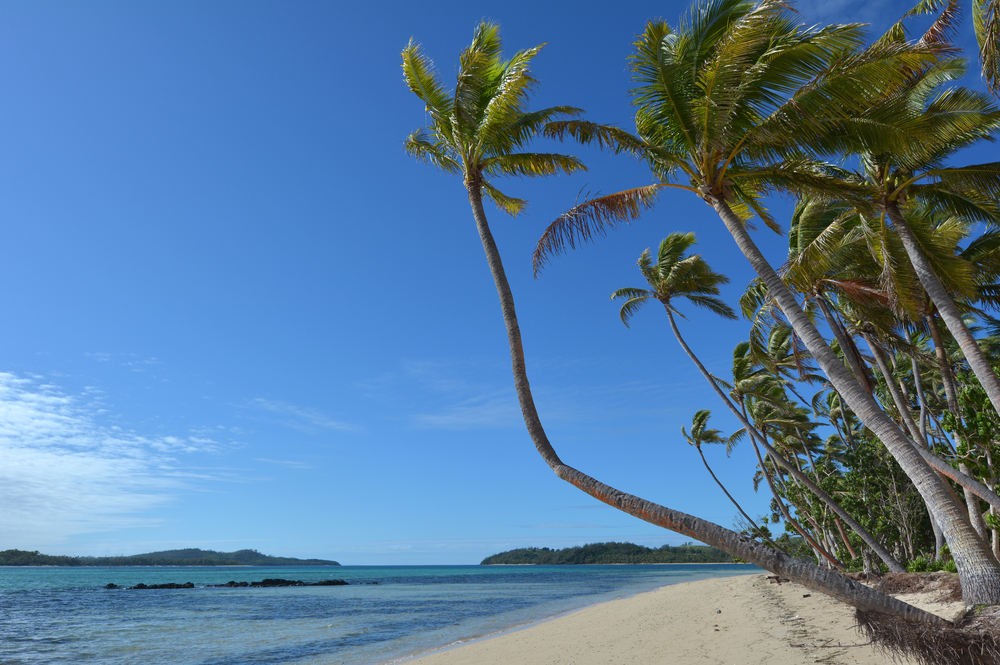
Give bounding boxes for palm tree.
[402,22,585,472]
[846,55,1000,422]
[613,234,906,569]
[403,19,944,622]
[536,0,1000,602]
[682,409,776,547]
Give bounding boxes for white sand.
[408,573,963,665]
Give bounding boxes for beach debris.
[716,609,721,613]
[779,615,803,623]
[766,575,790,584]
[802,594,811,598]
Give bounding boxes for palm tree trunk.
[663,308,905,571]
[464,182,948,622]
[887,201,1000,421]
[694,443,779,548]
[926,314,992,543]
[911,357,930,445]
[712,196,1000,604]
[752,437,844,568]
[817,297,872,395]
[861,332,923,442]
[863,331,959,559]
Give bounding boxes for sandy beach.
[410,573,966,665]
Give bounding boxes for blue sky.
[0,0,994,565]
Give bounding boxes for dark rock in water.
[128,582,195,590]
[117,578,348,590]
[250,578,305,587]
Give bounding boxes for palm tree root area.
[857,605,1000,665]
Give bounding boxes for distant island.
[0,548,340,567]
[480,542,734,565]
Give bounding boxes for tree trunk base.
[856,607,1000,665]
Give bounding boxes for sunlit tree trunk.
[887,201,1000,421]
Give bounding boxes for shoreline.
[401,573,965,664]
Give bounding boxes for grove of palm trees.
[404,0,1000,661]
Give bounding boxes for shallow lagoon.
[0,563,759,664]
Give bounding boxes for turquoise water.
[0,563,759,664]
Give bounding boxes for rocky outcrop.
[128,582,195,590]
[109,578,349,589]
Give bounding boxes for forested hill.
[480,542,733,565]
[0,548,340,566]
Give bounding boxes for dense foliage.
[0,548,339,567]
[480,542,733,565]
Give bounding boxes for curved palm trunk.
[750,435,844,568]
[862,332,923,442]
[817,297,873,395]
[926,313,992,543]
[693,443,779,548]
[711,196,1000,605]
[464,182,946,622]
[663,306,905,571]
[911,357,930,445]
[887,201,1000,421]
[864,332,952,559]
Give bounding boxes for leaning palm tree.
[844,54,1000,421]
[404,19,945,624]
[682,409,777,547]
[402,21,585,468]
[536,0,1000,602]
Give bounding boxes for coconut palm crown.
[612,233,737,326]
[402,22,585,217]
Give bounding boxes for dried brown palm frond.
[532,185,665,276]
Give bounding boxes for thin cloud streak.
[246,397,361,433]
[0,373,228,547]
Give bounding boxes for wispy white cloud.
[412,391,520,429]
[254,457,313,470]
[244,397,361,433]
[0,372,231,548]
[369,356,697,431]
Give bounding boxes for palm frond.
[533,185,665,276]
[401,41,453,124]
[918,0,962,45]
[915,162,1000,206]
[629,19,701,155]
[482,152,586,179]
[403,129,461,173]
[685,294,739,319]
[543,120,650,157]
[495,106,585,155]
[612,293,652,327]
[973,0,1000,93]
[482,181,528,216]
[477,44,544,148]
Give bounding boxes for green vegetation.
[0,548,339,567]
[480,542,733,565]
[404,0,1000,636]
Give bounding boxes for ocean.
[0,563,759,664]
